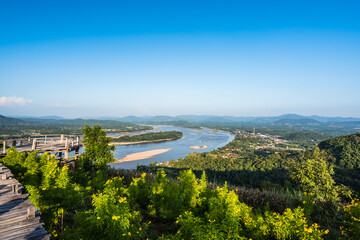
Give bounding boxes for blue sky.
[0,0,359,118]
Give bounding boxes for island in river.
[110,131,182,145]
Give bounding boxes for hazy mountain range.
[4,113,360,126]
[95,114,360,125]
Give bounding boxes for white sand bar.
[114,148,172,163]
[189,145,209,149]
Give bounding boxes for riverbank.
[114,148,172,162]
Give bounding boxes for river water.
[111,126,234,169]
[70,125,234,169]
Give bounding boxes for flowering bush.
[341,199,360,238]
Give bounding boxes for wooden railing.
[1,135,82,154]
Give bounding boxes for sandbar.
[189,145,209,149]
[114,148,172,163]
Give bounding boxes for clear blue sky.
[0,0,359,118]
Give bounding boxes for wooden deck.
[1,135,83,159]
[0,163,50,240]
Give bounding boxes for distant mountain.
[175,115,256,123]
[37,115,65,120]
[273,118,323,126]
[308,115,360,123]
[251,114,310,124]
[10,114,360,126]
[331,121,360,129]
[115,115,257,124]
[7,115,65,120]
[0,115,23,125]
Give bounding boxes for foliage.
[173,186,326,240]
[340,199,360,238]
[82,124,115,169]
[111,131,182,143]
[71,177,148,239]
[318,133,360,168]
[289,154,352,201]
[1,149,86,234]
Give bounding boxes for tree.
[81,124,115,169]
[290,157,352,201]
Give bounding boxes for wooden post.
[64,150,69,159]
[12,184,18,194]
[71,139,74,147]
[32,139,37,150]
[76,136,80,145]
[12,140,16,147]
[75,148,79,160]
[44,135,47,145]
[2,141,5,154]
[65,138,68,149]
[60,135,64,144]
[27,207,36,219]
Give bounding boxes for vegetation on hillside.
[319,133,360,168]
[0,115,151,138]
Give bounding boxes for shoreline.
[113,148,172,163]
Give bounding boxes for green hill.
[318,133,360,168]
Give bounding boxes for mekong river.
[72,125,234,169]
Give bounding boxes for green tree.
[290,157,351,201]
[81,124,115,169]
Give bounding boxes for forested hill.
[0,115,23,125]
[319,132,360,168]
[0,115,151,137]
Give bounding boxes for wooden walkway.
[1,135,83,159]
[0,163,50,239]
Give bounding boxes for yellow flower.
[324,229,329,234]
[112,216,120,220]
[303,201,306,204]
[42,187,47,190]
[97,216,101,220]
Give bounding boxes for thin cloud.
[0,96,32,106]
